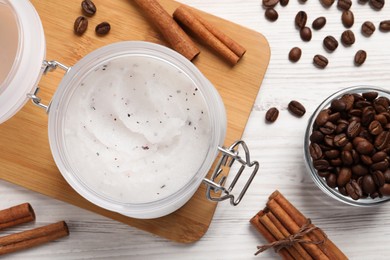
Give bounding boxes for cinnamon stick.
[173,5,243,65]
[250,213,293,259]
[0,203,35,230]
[0,221,69,255]
[133,0,200,61]
[269,190,348,260]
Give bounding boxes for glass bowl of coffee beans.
[304,86,390,206]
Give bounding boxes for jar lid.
[0,0,45,123]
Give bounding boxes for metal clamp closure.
[203,140,259,206]
[27,60,70,112]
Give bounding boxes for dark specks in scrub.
[127,113,131,117]
[176,90,181,94]
[159,121,162,124]
[96,152,100,156]
[142,145,149,150]
[160,185,166,189]
[92,106,96,110]
[188,121,192,126]
[152,73,155,77]
[114,118,117,121]
[136,121,140,124]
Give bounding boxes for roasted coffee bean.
[295,11,307,29]
[361,107,375,126]
[324,135,335,147]
[300,27,312,41]
[341,30,355,46]
[374,131,390,150]
[354,50,367,66]
[362,175,376,194]
[330,158,343,166]
[341,94,354,111]
[326,173,338,188]
[374,97,390,111]
[318,171,331,178]
[265,8,278,21]
[379,20,390,32]
[343,141,353,151]
[320,121,336,135]
[360,154,373,165]
[313,159,330,170]
[347,120,361,138]
[379,184,390,196]
[334,133,348,147]
[315,110,330,126]
[312,17,326,30]
[355,100,372,109]
[280,0,289,6]
[373,170,386,187]
[336,119,348,133]
[331,99,346,112]
[372,151,387,162]
[352,93,365,102]
[341,10,354,28]
[352,164,369,176]
[289,47,302,62]
[338,0,352,10]
[310,130,324,143]
[329,113,341,123]
[74,16,88,35]
[288,100,306,117]
[320,0,335,7]
[95,22,111,35]
[346,180,363,200]
[375,114,388,125]
[323,36,338,52]
[341,150,353,165]
[81,0,97,16]
[361,21,375,37]
[313,54,328,69]
[265,107,279,122]
[337,167,352,186]
[370,0,385,10]
[325,149,339,159]
[263,0,279,7]
[362,91,378,101]
[354,137,374,154]
[371,160,389,171]
[310,143,323,160]
[359,129,373,143]
[369,120,383,135]
[383,169,390,183]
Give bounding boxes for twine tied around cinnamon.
[255,219,327,256]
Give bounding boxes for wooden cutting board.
[0,0,270,243]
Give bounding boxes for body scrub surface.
[63,55,212,204]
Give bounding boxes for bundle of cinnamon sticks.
[250,191,347,259]
[0,203,69,256]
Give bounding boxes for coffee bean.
[81,0,97,16]
[384,169,390,183]
[362,175,376,194]
[373,170,386,187]
[338,0,352,10]
[363,92,378,101]
[360,154,373,165]
[361,106,375,126]
[74,16,88,35]
[310,143,323,160]
[300,27,312,41]
[320,0,335,7]
[310,131,324,143]
[316,110,330,126]
[331,99,346,112]
[334,133,348,147]
[347,120,361,138]
[371,160,389,171]
[354,50,367,66]
[379,20,390,32]
[346,180,363,200]
[329,113,341,123]
[370,0,385,10]
[341,94,355,111]
[295,11,307,29]
[341,30,355,46]
[369,120,383,135]
[288,100,306,117]
[361,21,375,37]
[263,0,279,7]
[374,131,390,150]
[313,159,330,170]
[326,173,338,188]
[312,17,326,30]
[352,164,369,176]
[372,151,387,162]
[337,167,352,186]
[379,184,390,196]
[265,107,279,122]
[320,121,336,135]
[95,22,111,35]
[289,47,302,62]
[341,150,353,165]
[375,114,388,125]
[265,8,279,21]
[313,54,328,69]
[324,134,335,147]
[280,0,289,6]
[323,36,339,52]
[325,149,340,159]
[341,10,354,28]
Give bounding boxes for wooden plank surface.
[0,0,269,243]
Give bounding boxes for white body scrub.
[63,55,212,204]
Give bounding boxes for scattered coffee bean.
[346,180,363,200]
[379,20,390,32]
[288,47,302,62]
[362,175,376,194]
[95,22,111,35]
[280,0,289,6]
[74,16,88,35]
[300,27,312,41]
[380,184,390,196]
[323,36,339,52]
[361,21,376,36]
[312,17,327,30]
[265,8,279,21]
[341,10,354,28]
[320,0,335,7]
[265,107,279,122]
[354,50,367,66]
[369,0,385,10]
[295,11,307,29]
[341,30,355,46]
[288,100,306,117]
[337,0,352,10]
[81,0,97,16]
[263,0,279,7]
[313,54,328,69]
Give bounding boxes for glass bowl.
[304,86,390,206]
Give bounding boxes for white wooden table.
[2,0,390,259]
